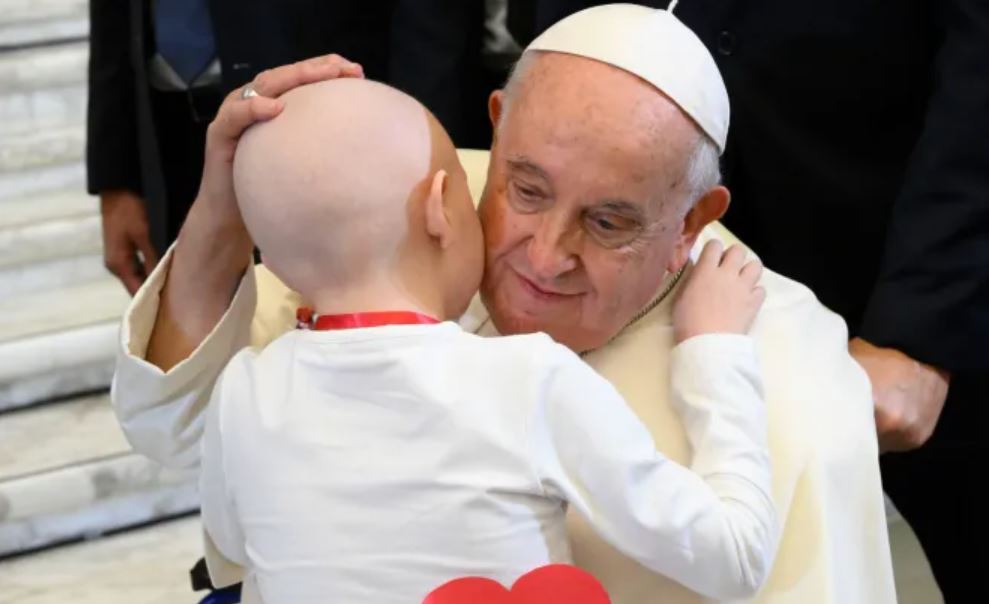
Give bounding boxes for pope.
[112,5,896,603]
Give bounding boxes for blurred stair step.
[0,393,198,558]
[0,278,128,411]
[0,0,88,49]
[0,514,202,604]
[0,42,87,136]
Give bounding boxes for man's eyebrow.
[595,199,646,220]
[506,157,551,180]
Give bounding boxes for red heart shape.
[423,564,610,604]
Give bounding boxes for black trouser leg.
[880,376,988,603]
[148,88,216,248]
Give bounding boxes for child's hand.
[673,241,765,344]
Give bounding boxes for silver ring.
[241,84,259,100]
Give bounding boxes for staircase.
[0,0,198,564]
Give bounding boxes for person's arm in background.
[87,0,159,295]
[855,0,989,452]
[388,0,487,147]
[112,56,363,469]
[505,0,538,48]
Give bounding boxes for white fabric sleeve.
[199,361,248,587]
[111,245,257,469]
[528,334,776,601]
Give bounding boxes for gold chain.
[579,265,686,357]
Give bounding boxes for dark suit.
[88,0,496,255]
[509,1,989,599]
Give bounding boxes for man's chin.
[487,306,543,337]
[481,280,612,350]
[485,306,609,353]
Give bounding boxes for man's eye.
[509,182,547,213]
[585,213,641,247]
[587,213,632,233]
[514,183,541,200]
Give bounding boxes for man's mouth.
[513,270,581,301]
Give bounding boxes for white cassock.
[112,150,895,603]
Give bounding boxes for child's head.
[233,78,484,320]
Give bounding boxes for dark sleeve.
[859,0,989,372]
[86,0,143,196]
[506,0,538,46]
[387,0,486,147]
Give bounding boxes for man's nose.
[527,213,579,279]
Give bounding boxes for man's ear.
[667,185,731,272]
[488,90,505,137]
[425,169,454,249]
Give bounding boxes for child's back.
[203,313,772,603]
[205,324,576,602]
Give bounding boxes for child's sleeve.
[527,334,777,601]
[199,360,249,587]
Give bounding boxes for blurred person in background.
[88,0,507,296]
[389,0,518,151]
[509,1,989,601]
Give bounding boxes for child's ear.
[425,170,454,249]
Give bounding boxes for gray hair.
[500,52,722,208]
[498,52,536,126]
[682,133,722,207]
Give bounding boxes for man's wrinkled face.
[478,53,699,352]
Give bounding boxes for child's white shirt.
[199,322,774,603]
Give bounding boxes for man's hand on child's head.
[198,54,364,232]
[672,241,765,344]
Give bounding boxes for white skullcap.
[525,3,730,154]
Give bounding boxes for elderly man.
[113,6,894,603]
[513,1,989,600]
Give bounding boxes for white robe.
[112,150,895,603]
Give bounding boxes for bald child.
[199,79,775,604]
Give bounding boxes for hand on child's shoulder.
[672,240,765,344]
